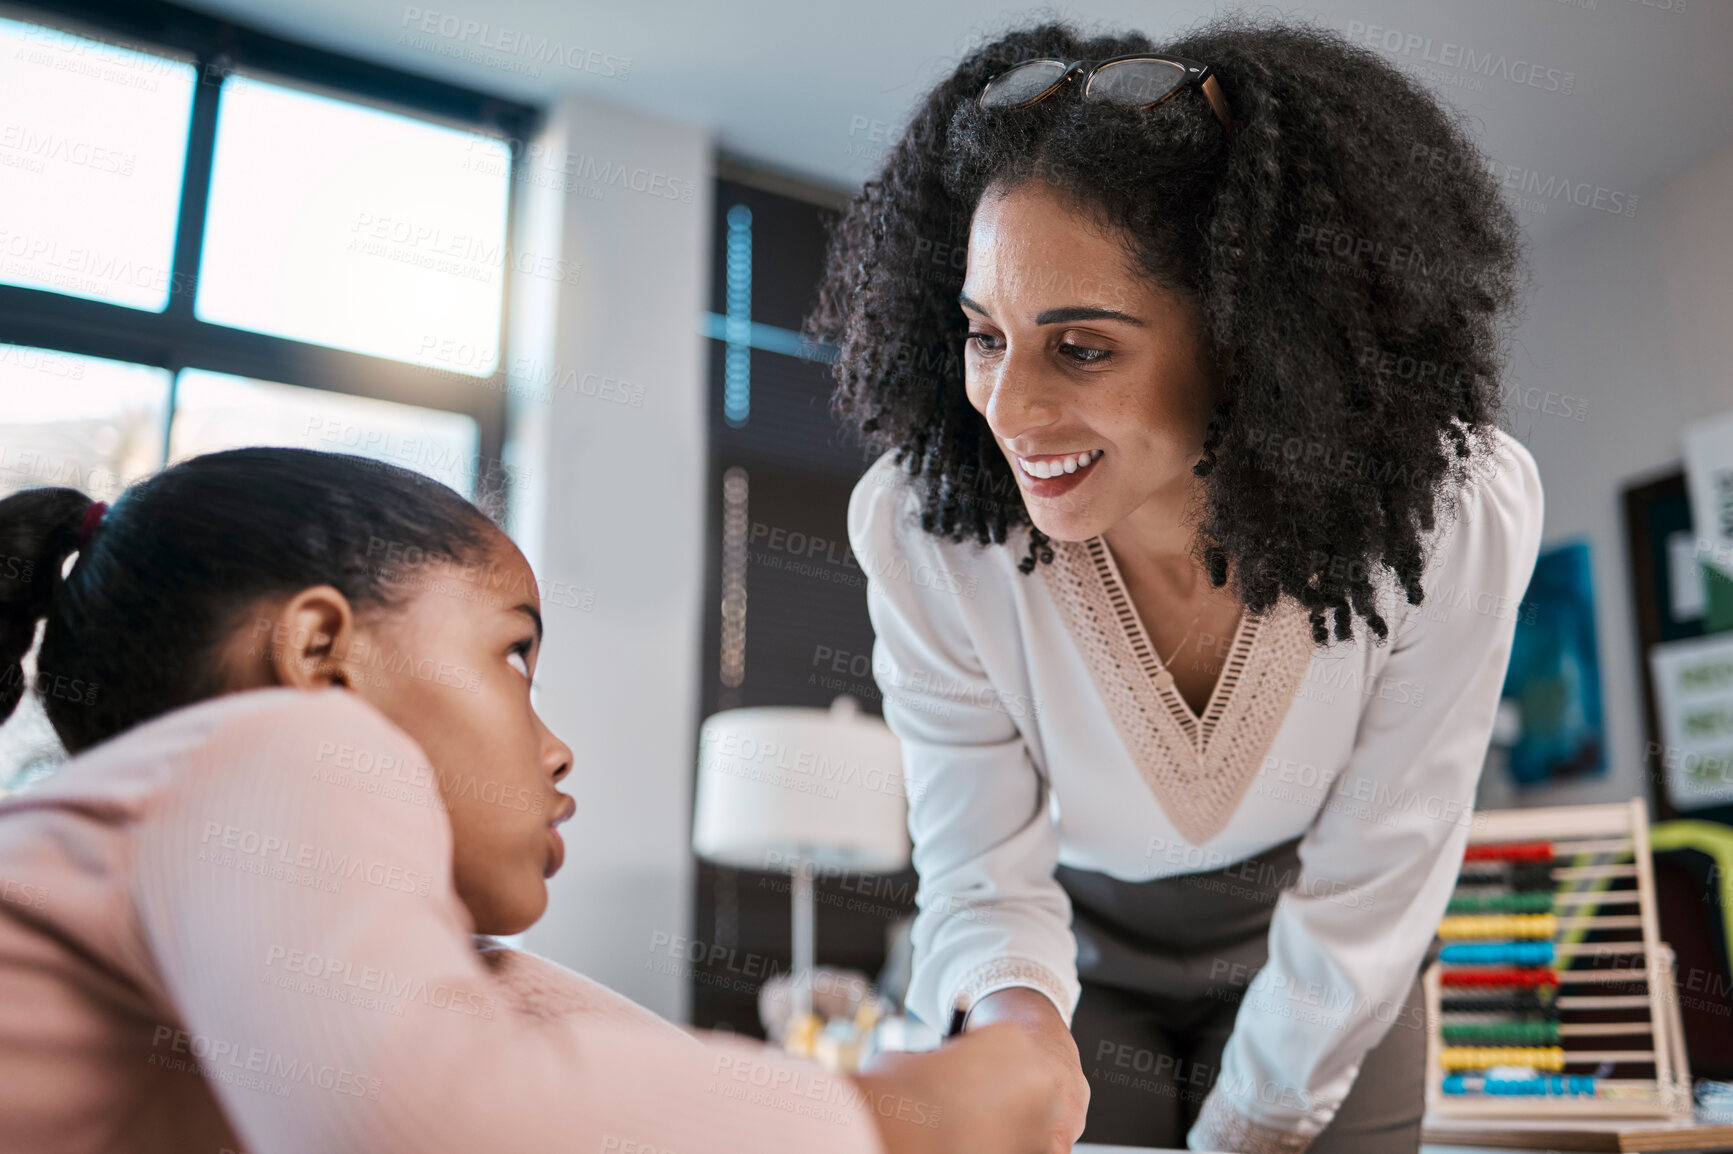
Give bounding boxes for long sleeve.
[849,456,1080,1031]
[1189,435,1545,1154]
[129,688,887,1154]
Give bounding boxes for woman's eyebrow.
[1034,305,1145,326]
[513,603,543,641]
[958,292,1144,327]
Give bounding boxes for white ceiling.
[175,0,1733,243]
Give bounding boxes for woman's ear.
[255,585,357,690]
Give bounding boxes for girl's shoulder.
[1,688,402,818]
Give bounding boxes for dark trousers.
[1058,837,1431,1152]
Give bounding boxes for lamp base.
[783,1010,822,1058]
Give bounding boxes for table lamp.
[692,695,911,1058]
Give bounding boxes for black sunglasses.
[978,54,1235,137]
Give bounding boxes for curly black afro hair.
[807,16,1526,644]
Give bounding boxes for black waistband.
[1056,836,1304,1003]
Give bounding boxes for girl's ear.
[257,585,357,690]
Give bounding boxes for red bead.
[1439,967,1558,988]
[1462,841,1554,864]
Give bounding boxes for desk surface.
[1422,1116,1733,1152]
[1073,1137,1733,1154]
[1071,1145,1729,1154]
[1074,1109,1733,1153]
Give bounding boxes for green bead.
[1440,1020,1560,1045]
[1446,891,1554,914]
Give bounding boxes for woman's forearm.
[965,989,1089,1154]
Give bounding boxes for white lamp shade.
[692,696,911,874]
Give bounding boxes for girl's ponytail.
[0,488,97,723]
[2,447,494,758]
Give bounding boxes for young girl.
[0,447,1057,1154]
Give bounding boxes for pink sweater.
[0,688,888,1154]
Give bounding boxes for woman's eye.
[966,331,1002,353]
[1060,342,1111,365]
[506,648,531,678]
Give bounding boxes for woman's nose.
[983,355,1061,441]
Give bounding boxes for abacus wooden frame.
[1421,797,1694,1121]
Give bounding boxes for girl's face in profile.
[346,532,575,935]
[228,528,575,936]
[960,179,1221,542]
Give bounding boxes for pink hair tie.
[75,501,109,551]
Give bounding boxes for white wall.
[1477,141,1733,811]
[507,93,712,1020]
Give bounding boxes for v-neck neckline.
[1040,537,1317,845]
[1085,537,1259,754]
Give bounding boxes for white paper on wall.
[1666,531,1707,621]
[1648,632,1733,810]
[1681,409,1733,584]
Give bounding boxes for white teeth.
[1019,449,1101,479]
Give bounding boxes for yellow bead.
[1437,913,1557,940]
[1440,1046,1564,1072]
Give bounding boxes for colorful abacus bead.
[1438,990,1558,1016]
[1462,841,1555,864]
[1446,891,1554,915]
[1456,863,1557,891]
[1441,1074,1595,1096]
[1439,967,1559,988]
[1437,913,1557,940]
[1441,1020,1561,1046]
[1439,1046,1566,1072]
[1438,941,1554,966]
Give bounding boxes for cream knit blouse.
[846,431,1544,1153]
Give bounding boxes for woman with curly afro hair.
[814,16,1545,1154]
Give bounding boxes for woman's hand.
[964,988,1090,1154]
[852,1021,1060,1154]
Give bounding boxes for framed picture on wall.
[1500,540,1607,788]
[1621,469,1733,823]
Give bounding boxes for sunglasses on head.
[978,53,1235,137]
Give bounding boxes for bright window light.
[0,344,170,501]
[169,368,480,495]
[0,17,196,310]
[195,75,511,375]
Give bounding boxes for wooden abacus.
[1422,798,1695,1120]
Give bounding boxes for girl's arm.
[129,689,892,1154]
[475,943,689,1033]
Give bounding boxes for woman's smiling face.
[961,178,1222,541]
